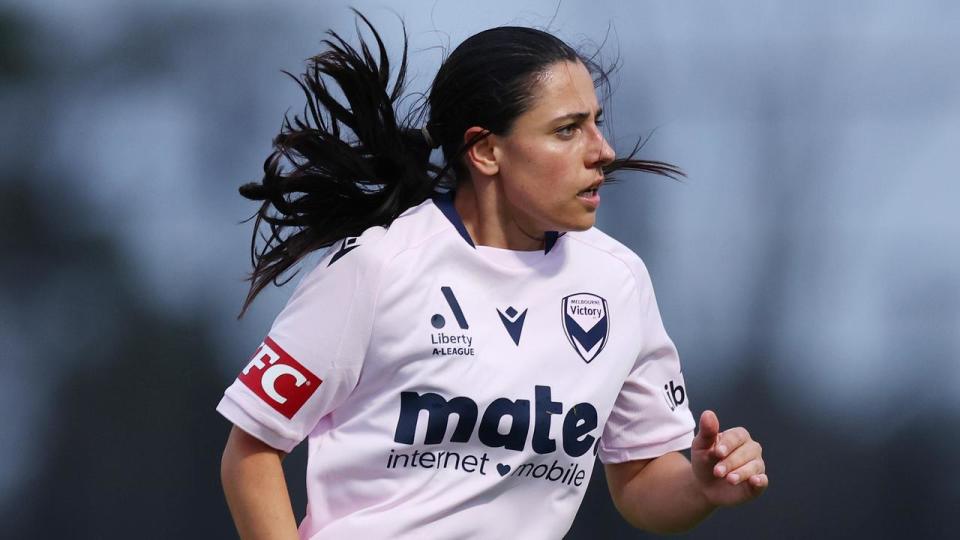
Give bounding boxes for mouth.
[577,181,603,210]
[578,178,603,196]
[577,181,602,208]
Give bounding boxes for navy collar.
[432,191,560,254]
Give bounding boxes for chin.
[558,215,596,232]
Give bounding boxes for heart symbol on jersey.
[497,463,511,476]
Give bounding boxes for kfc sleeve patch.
[237,337,322,419]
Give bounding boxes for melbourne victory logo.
[561,293,610,363]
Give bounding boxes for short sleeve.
[216,239,382,452]
[597,260,695,464]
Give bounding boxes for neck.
[454,180,545,251]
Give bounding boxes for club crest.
[561,293,610,363]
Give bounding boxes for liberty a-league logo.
[561,293,610,363]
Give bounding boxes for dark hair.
[238,11,683,315]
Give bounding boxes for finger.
[691,410,720,451]
[713,440,762,478]
[724,458,765,485]
[712,426,751,460]
[748,474,769,494]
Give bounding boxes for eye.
[556,124,579,138]
[595,117,605,128]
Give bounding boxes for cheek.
[509,143,574,197]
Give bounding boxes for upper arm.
[221,425,286,471]
[220,427,301,540]
[604,457,652,507]
[602,452,709,533]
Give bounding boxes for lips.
[578,178,603,195]
[577,183,601,209]
[577,179,603,198]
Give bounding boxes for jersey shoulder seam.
[563,232,650,297]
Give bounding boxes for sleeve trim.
[216,393,300,453]
[598,430,694,464]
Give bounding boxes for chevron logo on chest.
[497,306,528,346]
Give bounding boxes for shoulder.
[562,227,654,289]
[300,198,449,282]
[278,199,449,321]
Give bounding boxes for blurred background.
[2,0,958,538]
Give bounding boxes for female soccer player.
[218,13,767,539]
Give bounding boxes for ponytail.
[238,11,439,316]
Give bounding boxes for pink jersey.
[217,195,694,539]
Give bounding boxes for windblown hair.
[238,10,683,315]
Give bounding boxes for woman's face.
[494,60,615,234]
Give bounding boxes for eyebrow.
[552,108,604,124]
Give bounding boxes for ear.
[462,126,499,176]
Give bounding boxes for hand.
[690,410,768,507]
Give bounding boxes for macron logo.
[497,306,527,346]
[238,337,321,419]
[328,237,360,266]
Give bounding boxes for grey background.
[1,0,958,538]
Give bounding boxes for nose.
[587,125,615,168]
[597,133,615,167]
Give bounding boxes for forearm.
[606,452,716,534]
[221,426,300,540]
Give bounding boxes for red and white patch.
[238,337,321,419]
